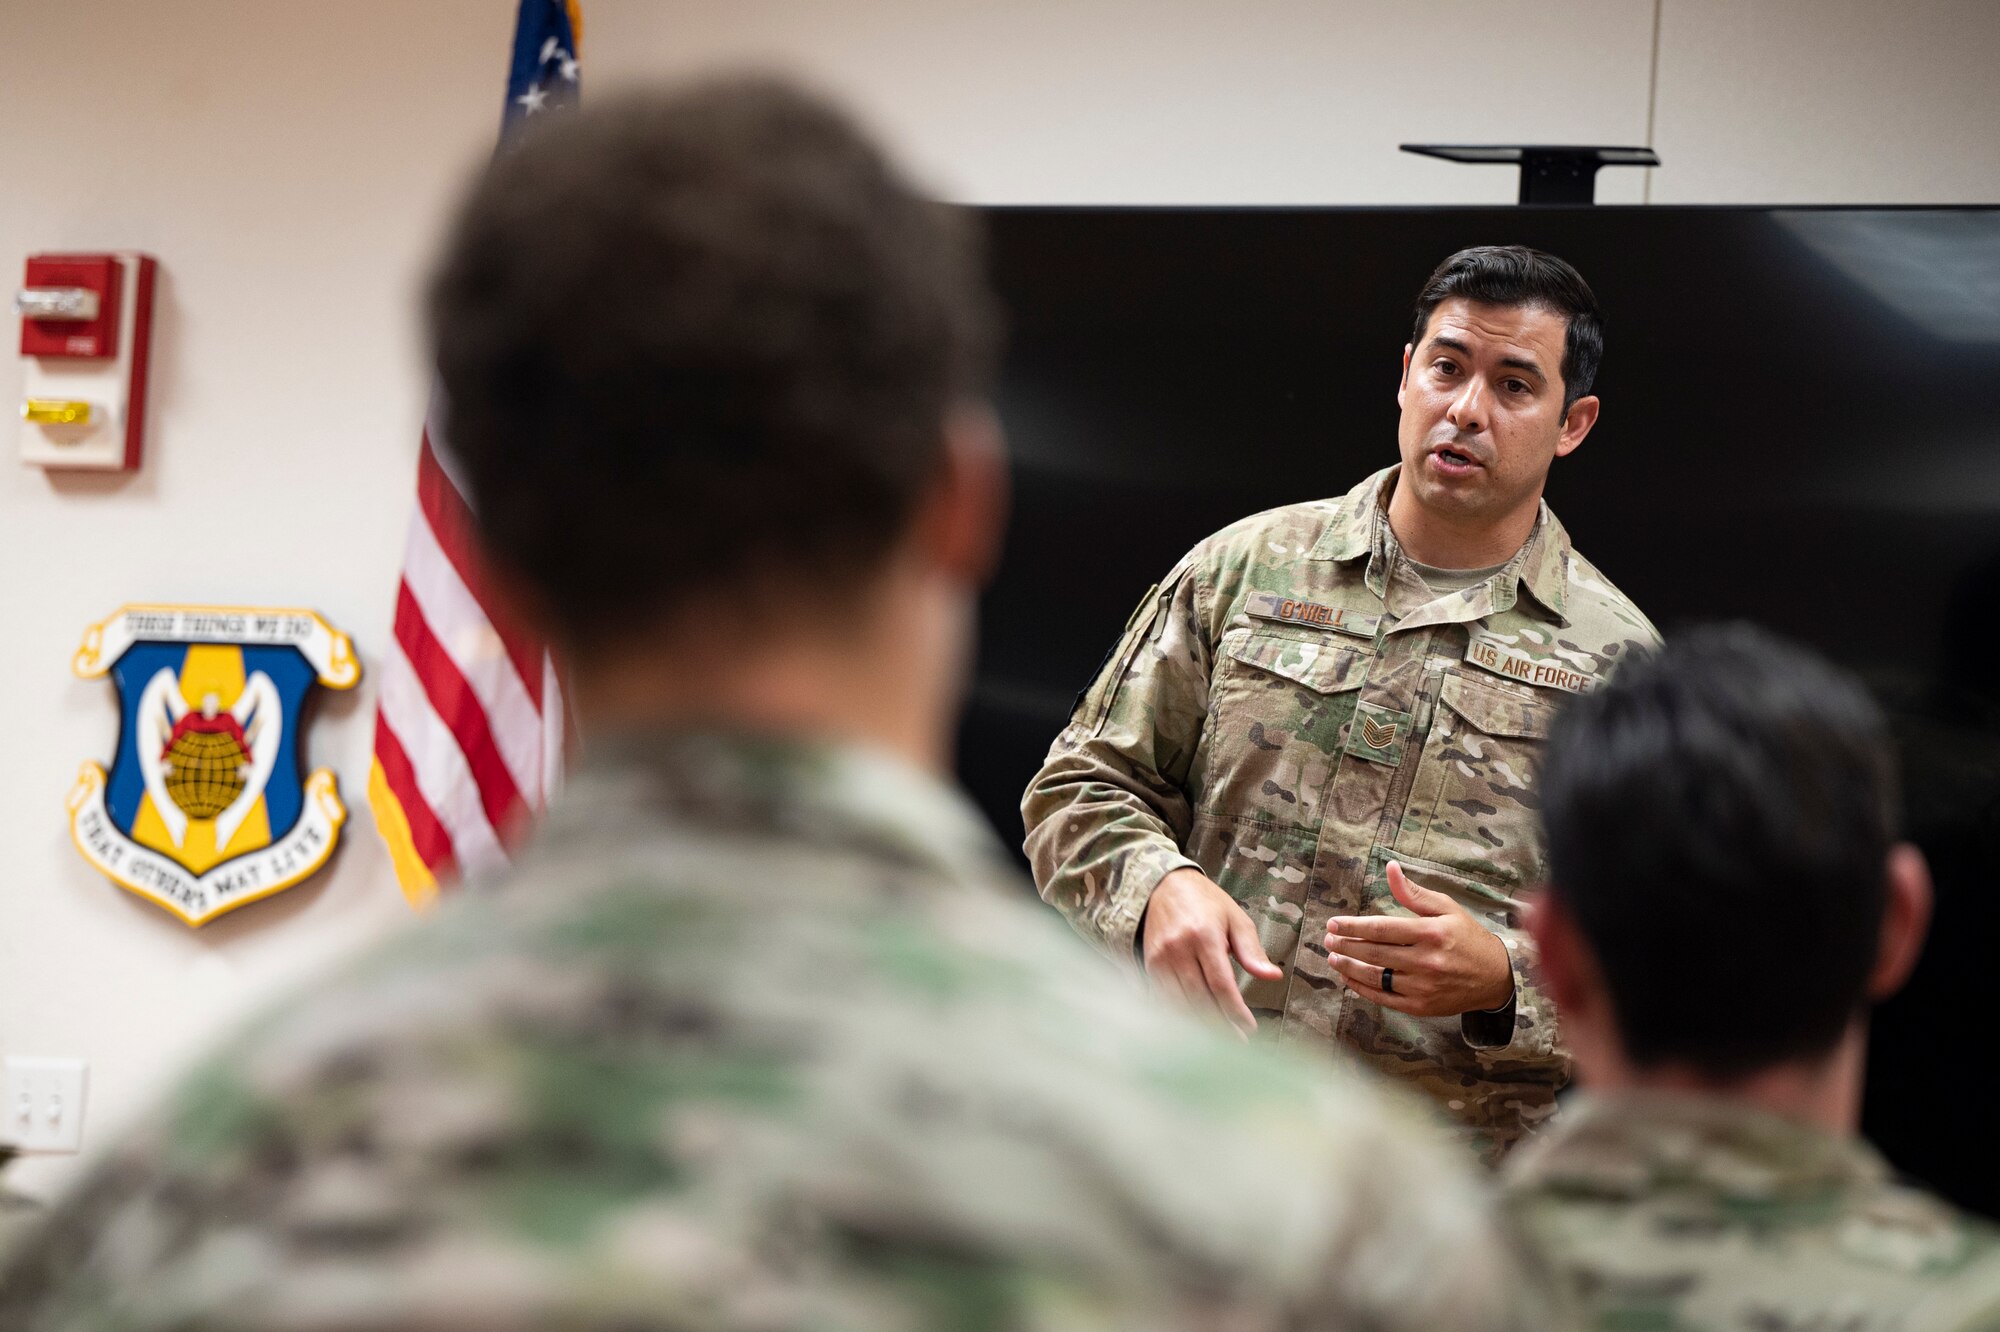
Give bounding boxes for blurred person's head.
[1531,624,1932,1128]
[1394,246,1601,553]
[428,75,1005,768]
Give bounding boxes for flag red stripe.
[416,434,547,710]
[393,580,529,844]
[372,710,460,878]
[370,3,580,901]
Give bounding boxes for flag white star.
[558,51,579,82]
[516,84,549,114]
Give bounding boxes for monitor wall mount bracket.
[1399,144,1661,205]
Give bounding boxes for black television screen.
[956,205,2000,1216]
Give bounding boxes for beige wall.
[1,0,1996,1200]
[585,1,1661,203]
[1652,0,2000,204]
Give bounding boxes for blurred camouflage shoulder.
[0,1150,38,1262]
[0,737,1543,1331]
[1505,1092,2000,1331]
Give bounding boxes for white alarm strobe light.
[15,287,101,321]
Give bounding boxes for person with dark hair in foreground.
[1025,244,1657,1161]
[0,79,1542,1330]
[1506,624,2000,1327]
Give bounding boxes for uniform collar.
[1503,1090,1890,1204]
[1314,467,1386,564]
[540,727,1014,893]
[1312,464,1572,626]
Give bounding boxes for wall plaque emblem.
[67,605,360,925]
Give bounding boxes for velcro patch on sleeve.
[1465,631,1597,695]
[1244,592,1379,639]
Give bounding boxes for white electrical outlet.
[2,1056,89,1154]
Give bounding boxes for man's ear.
[1869,843,1934,1001]
[1554,394,1600,459]
[1397,343,1412,410]
[915,401,1010,586]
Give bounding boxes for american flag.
[368,0,582,907]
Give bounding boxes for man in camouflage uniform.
[0,80,1545,1330]
[1506,625,2000,1328]
[1025,246,1658,1161]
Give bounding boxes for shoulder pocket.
[1074,581,1165,732]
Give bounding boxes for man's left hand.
[1322,861,1513,1017]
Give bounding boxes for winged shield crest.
[67,605,360,925]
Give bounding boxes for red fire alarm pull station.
[16,251,157,470]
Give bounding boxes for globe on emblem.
[161,708,252,819]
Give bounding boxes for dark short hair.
[1409,246,1602,413]
[1540,624,1900,1077]
[428,76,1000,649]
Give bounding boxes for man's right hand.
[1140,868,1284,1039]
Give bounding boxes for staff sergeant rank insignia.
[67,605,361,926]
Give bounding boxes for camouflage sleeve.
[1461,927,1560,1059]
[1023,559,1212,962]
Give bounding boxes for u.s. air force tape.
[1464,631,1597,694]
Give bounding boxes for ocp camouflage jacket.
[1503,1092,2000,1329]
[1024,465,1659,1160]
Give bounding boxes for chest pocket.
[1399,669,1557,885]
[1194,631,1366,829]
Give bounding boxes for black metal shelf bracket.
[1399,144,1662,205]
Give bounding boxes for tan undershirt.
[1407,556,1507,597]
